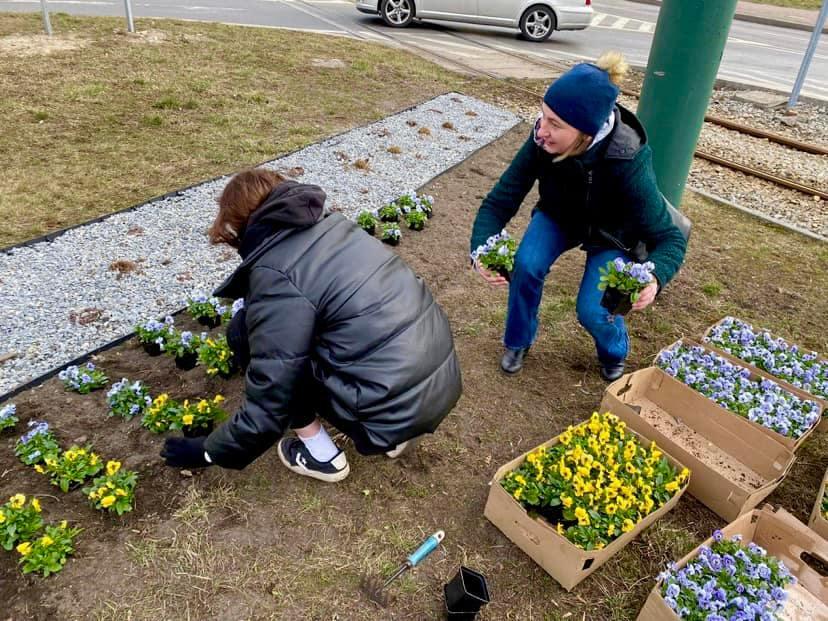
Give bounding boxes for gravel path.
[0,92,520,398]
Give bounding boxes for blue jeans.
[504,211,630,365]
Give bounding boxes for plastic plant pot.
[600,287,632,316]
[142,341,162,357]
[382,237,400,247]
[495,267,512,283]
[183,422,214,438]
[444,566,490,619]
[197,315,221,329]
[360,224,376,236]
[174,352,198,371]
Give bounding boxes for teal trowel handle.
[406,530,445,567]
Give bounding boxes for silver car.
[356,0,592,42]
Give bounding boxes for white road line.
[2,0,113,4]
[637,22,652,33]
[590,14,608,26]
[611,17,629,29]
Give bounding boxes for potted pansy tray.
[598,259,656,316]
[471,230,516,282]
[637,505,828,621]
[702,316,828,431]
[655,339,823,451]
[484,412,690,590]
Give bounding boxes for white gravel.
[0,92,520,397]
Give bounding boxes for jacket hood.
[242,180,326,242]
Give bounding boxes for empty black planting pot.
[600,287,632,316]
[444,566,490,619]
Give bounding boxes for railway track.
[292,3,828,199]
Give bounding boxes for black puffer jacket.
[204,181,462,469]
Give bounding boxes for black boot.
[500,347,529,374]
[599,361,625,382]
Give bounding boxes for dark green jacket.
[470,105,686,287]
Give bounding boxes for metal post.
[124,0,136,33]
[787,0,828,109]
[40,0,53,36]
[637,0,738,207]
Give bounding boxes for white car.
[356,0,592,42]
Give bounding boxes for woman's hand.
[473,260,508,288]
[632,281,658,311]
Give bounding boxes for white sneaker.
[385,436,421,459]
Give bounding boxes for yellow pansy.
[106,481,115,489]
[558,429,573,446]
[101,495,116,508]
[678,468,690,482]
[64,450,76,461]
[607,523,616,536]
[665,480,680,493]
[182,414,195,426]
[16,541,32,556]
[595,541,606,550]
[514,474,527,486]
[213,395,225,404]
[561,495,573,509]
[106,460,121,476]
[556,523,566,536]
[574,507,590,527]
[605,503,618,515]
[197,400,209,414]
[9,494,25,509]
[622,519,635,533]
[34,464,45,474]
[60,520,68,529]
[31,498,41,513]
[0,511,5,524]
[90,454,100,466]
[40,535,54,547]
[513,488,523,501]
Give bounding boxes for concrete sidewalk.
[628,0,828,34]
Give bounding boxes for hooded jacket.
[204,181,462,469]
[470,105,686,287]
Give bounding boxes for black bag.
[596,194,691,263]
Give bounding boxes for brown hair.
[209,168,286,246]
[552,133,592,163]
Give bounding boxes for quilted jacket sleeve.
[204,265,316,469]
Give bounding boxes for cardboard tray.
[484,420,689,591]
[637,505,828,621]
[809,467,828,541]
[654,338,823,451]
[602,367,796,522]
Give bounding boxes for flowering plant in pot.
[37,446,103,493]
[1,494,44,551]
[471,230,516,281]
[221,298,245,324]
[0,403,18,432]
[597,258,655,316]
[173,395,227,437]
[381,223,402,246]
[84,460,138,515]
[378,203,400,223]
[656,529,795,619]
[704,316,828,402]
[107,379,152,419]
[187,293,227,328]
[59,362,108,394]
[501,412,688,551]
[198,335,237,378]
[165,330,202,370]
[404,209,427,231]
[394,191,434,218]
[135,316,175,356]
[17,522,82,577]
[357,211,378,235]
[141,393,183,433]
[656,342,821,440]
[15,421,60,466]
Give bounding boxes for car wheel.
[519,5,556,42]
[380,0,415,27]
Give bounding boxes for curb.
[688,186,828,243]
[626,0,828,35]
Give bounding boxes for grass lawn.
[1,12,827,621]
[747,0,823,10]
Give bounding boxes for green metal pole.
[637,0,738,207]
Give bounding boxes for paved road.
[3,0,826,100]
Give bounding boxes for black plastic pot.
[444,566,490,620]
[360,224,376,236]
[379,213,399,223]
[408,221,425,231]
[382,237,400,246]
[600,287,633,316]
[174,352,198,370]
[142,341,162,357]
[197,315,221,329]
[217,363,239,380]
[183,422,214,438]
[495,267,512,283]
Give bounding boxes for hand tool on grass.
[360,530,445,607]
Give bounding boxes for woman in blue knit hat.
[470,52,687,380]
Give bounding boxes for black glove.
[161,436,212,469]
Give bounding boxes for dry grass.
[0,13,482,248]
[748,0,822,9]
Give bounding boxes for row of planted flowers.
[356,192,434,246]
